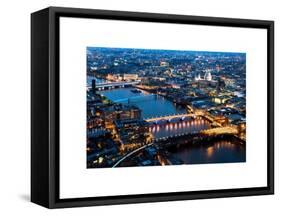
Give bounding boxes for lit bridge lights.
[201,126,238,136]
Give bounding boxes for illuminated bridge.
[201,126,239,136]
[112,112,242,167]
[112,125,241,167]
[144,113,198,123]
[96,81,140,90]
[113,94,156,103]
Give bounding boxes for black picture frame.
[31,6,274,208]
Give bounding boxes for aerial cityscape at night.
[86,47,246,168]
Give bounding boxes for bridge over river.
[113,94,157,103]
[112,125,241,168]
[112,113,241,167]
[95,81,140,90]
[145,113,196,123]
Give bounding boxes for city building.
[97,104,142,128]
[123,73,138,81]
[160,61,169,67]
[114,119,151,146]
[194,70,213,81]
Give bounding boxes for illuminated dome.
[194,73,202,81]
[204,70,212,81]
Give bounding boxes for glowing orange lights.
[206,146,214,158]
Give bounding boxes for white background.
[0,0,279,215]
[60,17,267,198]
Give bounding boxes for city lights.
[87,47,246,168]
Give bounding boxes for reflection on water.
[99,88,185,118]
[150,119,211,139]
[92,84,246,164]
[169,140,246,164]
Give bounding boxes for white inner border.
[59,17,268,199]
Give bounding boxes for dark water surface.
[99,87,185,118]
[169,140,246,164]
[92,82,246,164]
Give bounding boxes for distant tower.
[91,79,96,94]
[204,70,212,81]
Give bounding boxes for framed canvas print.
[31,7,274,208]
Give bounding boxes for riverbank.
[135,84,190,107]
[98,87,186,119]
[117,134,246,167]
[155,133,245,148]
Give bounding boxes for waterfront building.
[118,105,141,120]
[98,104,142,128]
[123,73,138,81]
[106,74,123,81]
[115,119,151,146]
[191,100,215,110]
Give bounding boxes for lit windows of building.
[123,74,138,81]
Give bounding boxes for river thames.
[99,87,186,118]
[96,84,245,164]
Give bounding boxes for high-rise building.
[91,79,96,94]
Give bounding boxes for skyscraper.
[91,79,96,94]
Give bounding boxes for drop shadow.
[19,194,30,202]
